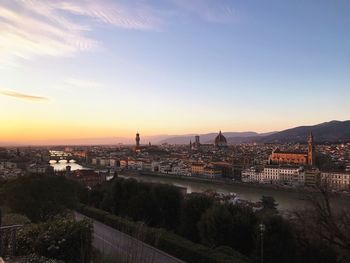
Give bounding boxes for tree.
[198,204,257,256]
[260,196,278,211]
[3,175,83,222]
[294,184,350,262]
[260,215,297,263]
[179,193,214,242]
[152,184,183,229]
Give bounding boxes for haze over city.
[1,0,350,145]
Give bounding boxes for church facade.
[269,133,315,166]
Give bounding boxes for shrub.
[25,254,65,263]
[78,205,109,222]
[2,213,31,226]
[3,175,84,222]
[154,229,249,263]
[17,218,92,263]
[77,204,249,263]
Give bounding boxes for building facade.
[269,133,315,166]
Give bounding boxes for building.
[70,169,106,187]
[191,162,222,178]
[211,162,233,178]
[203,164,222,178]
[304,170,320,187]
[195,135,200,149]
[136,132,140,148]
[242,167,264,183]
[269,133,315,166]
[321,172,350,190]
[191,163,205,175]
[214,131,228,148]
[27,163,49,174]
[242,165,305,185]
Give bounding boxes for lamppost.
[259,223,266,263]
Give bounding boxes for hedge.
[77,204,249,263]
[17,218,92,263]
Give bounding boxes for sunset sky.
[1,0,350,144]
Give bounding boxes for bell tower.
[136,132,140,148]
[307,132,314,166]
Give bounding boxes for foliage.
[260,215,297,263]
[17,218,92,263]
[77,204,249,263]
[24,254,65,263]
[179,193,214,242]
[293,185,350,262]
[86,177,183,230]
[260,196,278,211]
[2,174,84,222]
[198,204,257,255]
[2,213,31,226]
[155,228,249,263]
[82,177,348,262]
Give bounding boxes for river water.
[49,160,84,171]
[47,159,350,211]
[119,173,350,211]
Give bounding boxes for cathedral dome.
[214,131,227,147]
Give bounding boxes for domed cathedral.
[214,131,228,148]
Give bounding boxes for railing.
[0,225,23,257]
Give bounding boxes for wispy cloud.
[0,89,49,102]
[64,78,103,89]
[0,0,242,66]
[170,0,241,24]
[0,0,161,65]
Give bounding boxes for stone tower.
[136,132,140,148]
[195,135,200,148]
[307,132,315,166]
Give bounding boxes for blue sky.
[0,0,349,143]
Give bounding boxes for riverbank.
[122,170,316,195]
[119,171,350,211]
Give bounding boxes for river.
[49,160,84,171]
[119,173,350,211]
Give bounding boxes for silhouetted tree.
[3,175,83,222]
[152,184,182,229]
[198,204,257,256]
[294,184,350,262]
[179,193,214,242]
[260,215,297,263]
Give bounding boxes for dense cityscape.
[1,0,350,262]
[1,131,350,192]
[1,129,350,262]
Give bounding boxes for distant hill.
[1,120,348,146]
[259,120,350,143]
[159,132,269,145]
[225,132,276,144]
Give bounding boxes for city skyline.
[1,0,350,143]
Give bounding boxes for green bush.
[25,254,65,263]
[3,175,84,222]
[77,204,249,263]
[104,214,141,235]
[154,229,249,263]
[17,218,92,263]
[2,213,31,226]
[78,205,109,222]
